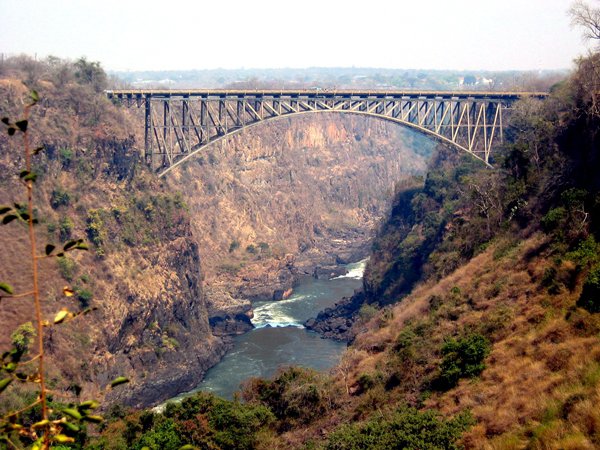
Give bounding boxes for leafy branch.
[0,91,128,449]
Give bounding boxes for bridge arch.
[107,89,548,176]
[161,109,483,177]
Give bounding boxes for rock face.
[304,291,366,342]
[165,114,433,315]
[205,286,254,336]
[0,65,433,410]
[0,76,226,408]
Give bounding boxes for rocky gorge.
[165,113,433,335]
[0,58,434,409]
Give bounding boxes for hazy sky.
[0,0,591,71]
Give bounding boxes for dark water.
[165,260,365,404]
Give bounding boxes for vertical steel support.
[182,97,189,153]
[144,96,152,167]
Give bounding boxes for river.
[167,259,366,403]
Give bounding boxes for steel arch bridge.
[106,89,548,177]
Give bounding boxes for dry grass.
[277,232,600,448]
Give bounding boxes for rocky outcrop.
[304,291,366,342]
[205,286,254,336]
[0,74,226,408]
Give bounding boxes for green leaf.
[110,376,129,388]
[0,206,11,215]
[32,419,50,429]
[4,362,16,373]
[74,242,89,251]
[82,415,103,423]
[62,408,83,420]
[2,215,17,225]
[0,283,13,295]
[24,172,37,182]
[78,400,100,410]
[179,446,198,450]
[0,378,12,394]
[63,240,79,251]
[54,309,70,324]
[15,120,28,133]
[30,90,39,103]
[53,434,75,444]
[61,421,80,432]
[45,244,56,256]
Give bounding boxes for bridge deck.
[106,89,549,101]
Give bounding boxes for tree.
[569,1,600,44]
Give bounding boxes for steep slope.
[0,58,226,408]
[88,53,600,450]
[162,109,432,330]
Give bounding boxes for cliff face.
[164,114,433,316]
[0,75,226,407]
[0,60,435,407]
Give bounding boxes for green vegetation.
[325,407,474,450]
[50,187,71,209]
[0,91,128,449]
[578,265,600,313]
[86,209,107,254]
[435,334,490,390]
[59,216,74,242]
[57,255,77,281]
[242,366,335,430]
[228,239,240,252]
[89,392,275,450]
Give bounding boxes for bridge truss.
[107,90,547,176]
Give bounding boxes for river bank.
[161,259,367,405]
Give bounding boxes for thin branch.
[20,353,41,365]
[1,399,41,421]
[1,291,34,299]
[23,103,49,449]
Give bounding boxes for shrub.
[59,215,74,241]
[57,255,76,281]
[242,367,333,429]
[58,147,73,168]
[133,418,182,450]
[159,392,274,450]
[229,240,240,253]
[10,322,35,353]
[76,287,94,308]
[50,187,71,209]
[358,303,378,322]
[87,208,107,253]
[325,407,474,450]
[218,262,243,276]
[577,265,600,313]
[541,207,566,233]
[246,244,257,254]
[435,333,491,390]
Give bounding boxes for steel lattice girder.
[107,90,548,176]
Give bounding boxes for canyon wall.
[165,113,433,327]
